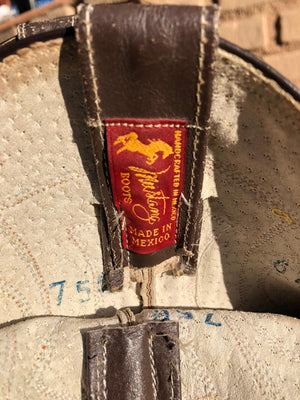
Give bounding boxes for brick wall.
[0,0,299,88]
[218,0,300,88]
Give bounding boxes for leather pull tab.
[83,321,181,400]
[76,3,219,290]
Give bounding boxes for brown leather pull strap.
[76,3,219,290]
[83,321,181,400]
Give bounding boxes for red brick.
[220,14,268,50]
[280,9,300,43]
[264,49,300,85]
[219,0,270,11]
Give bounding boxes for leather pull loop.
[116,307,136,325]
[83,321,181,400]
[76,3,219,290]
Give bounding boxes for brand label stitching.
[106,119,187,255]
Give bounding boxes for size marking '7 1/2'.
[49,273,107,306]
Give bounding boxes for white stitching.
[96,122,202,129]
[175,195,183,241]
[96,354,101,400]
[85,4,103,144]
[18,23,26,39]
[105,120,192,265]
[87,119,102,128]
[118,208,131,266]
[71,15,77,27]
[84,5,124,270]
[195,23,205,128]
[183,8,206,258]
[105,152,124,268]
[102,341,108,400]
[169,364,175,400]
[149,334,158,400]
[105,122,186,128]
[116,210,125,223]
[180,192,192,208]
[187,124,204,130]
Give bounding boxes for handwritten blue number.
[49,280,66,306]
[205,313,221,327]
[176,310,193,320]
[76,280,91,303]
[153,310,170,321]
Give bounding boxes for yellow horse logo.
[113,132,173,165]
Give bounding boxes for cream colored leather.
[0,309,299,399]
[0,36,299,399]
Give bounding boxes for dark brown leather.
[2,18,298,100]
[76,3,218,289]
[83,321,181,400]
[17,15,77,39]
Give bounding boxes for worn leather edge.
[17,15,78,39]
[97,204,124,291]
[180,7,219,274]
[83,321,181,400]
[75,4,124,288]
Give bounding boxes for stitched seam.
[105,121,194,264]
[105,122,186,128]
[105,121,189,252]
[104,149,124,269]
[71,15,77,27]
[149,333,158,399]
[85,4,102,134]
[0,220,51,314]
[183,8,206,259]
[102,341,108,400]
[223,315,281,398]
[96,354,101,400]
[18,23,25,39]
[105,127,124,269]
[187,124,204,130]
[175,195,183,241]
[170,364,175,400]
[22,23,26,39]
[94,122,201,130]
[84,5,123,270]
[122,211,131,266]
[146,269,152,308]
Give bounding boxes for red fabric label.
[106,119,187,254]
